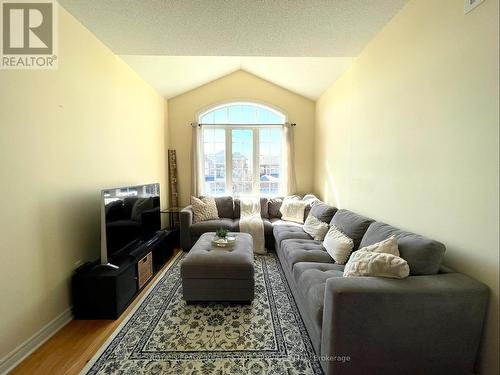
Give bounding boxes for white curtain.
[191,123,202,197]
[283,122,297,195]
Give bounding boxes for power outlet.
[464,0,484,14]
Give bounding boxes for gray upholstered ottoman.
[180,232,255,302]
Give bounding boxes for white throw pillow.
[358,235,400,256]
[323,225,354,265]
[303,215,329,241]
[343,251,410,279]
[191,196,219,223]
[280,196,307,223]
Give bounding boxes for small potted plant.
[215,228,228,239]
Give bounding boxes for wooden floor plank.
[10,249,181,375]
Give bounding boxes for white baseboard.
[0,308,73,375]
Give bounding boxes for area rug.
[82,252,323,374]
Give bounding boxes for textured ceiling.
[59,0,408,57]
[59,0,408,99]
[120,56,353,99]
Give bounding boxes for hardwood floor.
[10,249,181,375]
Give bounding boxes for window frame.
[198,101,286,125]
[198,102,287,197]
[201,124,283,197]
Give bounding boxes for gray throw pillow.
[131,197,154,221]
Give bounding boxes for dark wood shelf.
[72,229,176,319]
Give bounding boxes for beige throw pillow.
[323,225,354,265]
[303,215,329,241]
[358,235,400,256]
[343,251,410,279]
[191,196,219,223]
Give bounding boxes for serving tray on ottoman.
[180,232,255,302]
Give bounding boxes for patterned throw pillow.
[191,196,219,223]
[323,225,354,265]
[358,235,400,256]
[303,215,329,241]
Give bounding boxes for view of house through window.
[200,103,285,196]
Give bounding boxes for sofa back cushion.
[330,209,374,250]
[214,196,234,219]
[309,202,337,223]
[234,197,269,218]
[359,222,446,275]
[199,196,234,219]
[268,197,284,219]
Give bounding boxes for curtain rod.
[190,123,296,127]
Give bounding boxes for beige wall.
[0,6,168,363]
[167,70,316,206]
[314,0,499,373]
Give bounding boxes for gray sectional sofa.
[180,196,489,375]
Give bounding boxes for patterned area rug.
[83,252,322,374]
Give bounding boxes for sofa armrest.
[321,273,489,375]
[180,205,194,249]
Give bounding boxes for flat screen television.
[100,183,160,268]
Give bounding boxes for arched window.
[199,103,285,125]
[198,102,286,196]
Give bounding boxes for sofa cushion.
[281,239,333,270]
[190,218,234,236]
[293,262,345,285]
[309,202,337,223]
[273,225,312,247]
[268,197,283,218]
[359,222,446,275]
[270,218,303,227]
[293,263,344,329]
[330,209,374,250]
[214,196,234,219]
[233,218,273,235]
[234,197,269,219]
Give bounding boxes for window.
[200,103,285,197]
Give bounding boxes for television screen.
[102,183,160,260]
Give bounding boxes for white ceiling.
[120,56,353,100]
[59,0,408,99]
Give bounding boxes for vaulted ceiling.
[59,0,408,99]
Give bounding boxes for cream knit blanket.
[239,197,266,254]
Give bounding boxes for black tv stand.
[72,229,176,319]
[128,231,164,259]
